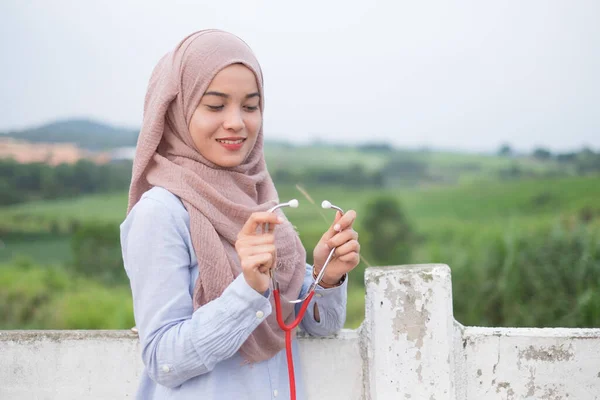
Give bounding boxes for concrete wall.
[0,329,362,400]
[459,327,600,399]
[2,264,600,399]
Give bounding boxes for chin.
[215,156,245,169]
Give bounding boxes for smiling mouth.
[216,138,246,144]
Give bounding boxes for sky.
[1,0,599,152]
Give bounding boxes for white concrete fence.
[2,264,600,399]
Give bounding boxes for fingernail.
[334,224,341,232]
[277,216,284,223]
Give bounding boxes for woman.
[120,29,360,400]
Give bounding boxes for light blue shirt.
[120,187,348,400]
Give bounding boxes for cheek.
[245,113,263,136]
[189,111,220,142]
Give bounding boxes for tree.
[357,143,393,153]
[382,156,428,186]
[362,196,416,266]
[532,148,552,160]
[498,143,513,157]
[70,222,126,284]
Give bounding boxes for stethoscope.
[264,199,344,400]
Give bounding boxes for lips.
[216,138,246,144]
[216,137,246,151]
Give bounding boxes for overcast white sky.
[1,0,598,152]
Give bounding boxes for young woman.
[120,29,360,400]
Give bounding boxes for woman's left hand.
[313,210,360,286]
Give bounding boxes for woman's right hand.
[235,212,283,293]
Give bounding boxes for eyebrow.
[204,91,260,99]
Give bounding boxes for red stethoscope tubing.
[265,200,343,400]
[273,288,315,400]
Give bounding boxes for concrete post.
[363,264,455,399]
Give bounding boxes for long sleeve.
[121,196,272,389]
[297,264,348,336]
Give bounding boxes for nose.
[223,108,245,132]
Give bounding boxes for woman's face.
[188,64,262,168]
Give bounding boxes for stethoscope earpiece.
[267,199,345,301]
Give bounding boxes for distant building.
[109,147,136,162]
[0,138,110,165]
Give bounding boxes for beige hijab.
[127,30,306,363]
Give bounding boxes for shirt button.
[315,293,323,298]
[162,365,170,373]
[256,310,264,319]
[273,389,278,397]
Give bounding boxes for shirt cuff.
[313,275,347,304]
[302,274,348,336]
[316,272,347,290]
[221,274,273,321]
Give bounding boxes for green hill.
[0,119,139,150]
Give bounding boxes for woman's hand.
[235,212,282,293]
[313,210,360,286]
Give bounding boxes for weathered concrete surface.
[0,329,362,400]
[0,330,142,399]
[462,327,600,400]
[298,330,364,400]
[363,264,456,399]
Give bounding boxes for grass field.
[3,175,598,232]
[2,175,600,329]
[263,143,573,186]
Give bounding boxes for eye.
[206,105,224,111]
[244,105,259,112]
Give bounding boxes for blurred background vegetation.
[1,120,600,329]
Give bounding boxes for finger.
[243,244,277,257]
[241,253,273,271]
[258,264,271,274]
[321,211,345,242]
[337,252,360,265]
[322,210,357,242]
[240,212,283,236]
[333,210,357,232]
[239,234,276,246]
[327,230,359,249]
[331,239,360,257]
[235,234,275,254]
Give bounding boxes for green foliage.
[361,196,416,267]
[272,164,384,188]
[0,192,127,234]
[38,285,134,329]
[0,258,72,328]
[356,143,394,153]
[0,258,134,329]
[381,156,429,186]
[2,175,600,330]
[70,222,126,285]
[532,147,553,160]
[0,233,71,263]
[0,158,132,206]
[498,144,513,157]
[434,220,600,327]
